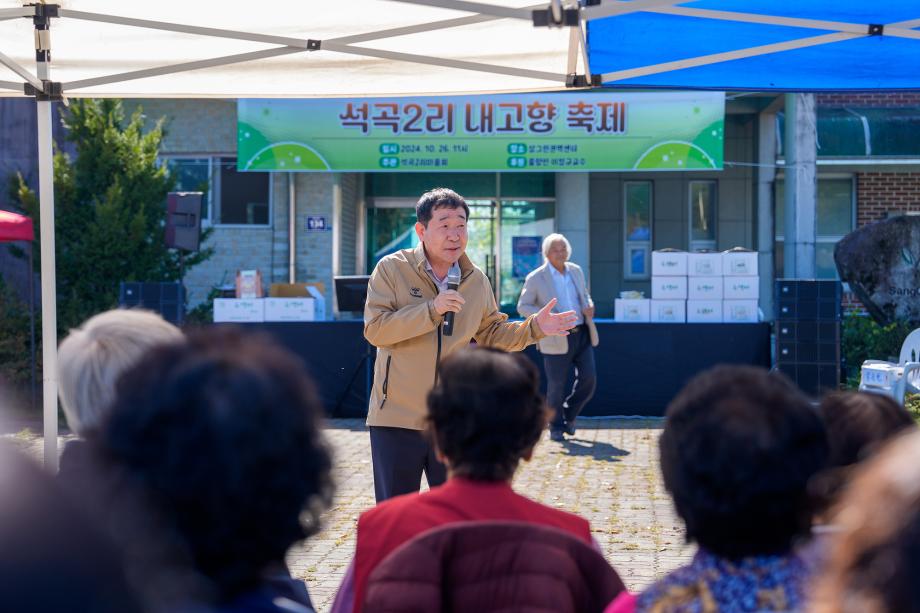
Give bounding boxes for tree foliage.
[10,99,212,333]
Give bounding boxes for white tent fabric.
[0,1,584,469]
[0,1,574,97]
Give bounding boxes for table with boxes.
[614,248,760,323]
[212,285,326,322]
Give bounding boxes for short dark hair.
[660,365,828,559]
[416,187,470,227]
[427,347,549,481]
[96,328,334,601]
[811,391,915,514]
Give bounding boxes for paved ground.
[6,418,693,612]
[295,417,692,611]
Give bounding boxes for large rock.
[835,215,920,325]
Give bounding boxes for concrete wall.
[589,114,756,318]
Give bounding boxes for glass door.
[499,199,555,314]
[464,200,497,288]
[364,176,556,317]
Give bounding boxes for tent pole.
[29,245,35,412]
[35,14,59,471]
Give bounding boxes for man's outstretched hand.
[534,298,578,336]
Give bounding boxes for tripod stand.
[333,339,374,417]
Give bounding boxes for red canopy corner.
[0,210,34,242]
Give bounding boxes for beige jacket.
[364,243,545,430]
[517,261,598,355]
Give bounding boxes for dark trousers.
[369,426,447,503]
[544,326,597,433]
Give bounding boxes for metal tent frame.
[1,0,918,466]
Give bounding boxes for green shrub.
[0,275,39,392]
[841,309,912,388]
[9,99,213,334]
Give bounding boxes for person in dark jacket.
[332,347,610,613]
[90,328,334,613]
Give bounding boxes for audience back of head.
[58,308,183,436]
[0,443,140,613]
[812,391,915,517]
[811,429,920,613]
[660,365,828,558]
[92,327,334,606]
[427,347,549,481]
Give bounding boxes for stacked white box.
[687,252,723,276]
[687,300,723,323]
[615,299,651,322]
[723,300,759,323]
[723,276,760,299]
[651,250,688,276]
[650,300,686,323]
[688,277,723,300]
[264,297,316,322]
[723,250,758,276]
[651,276,688,299]
[213,298,264,323]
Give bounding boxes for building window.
[162,156,271,226]
[689,180,717,251]
[775,176,855,279]
[623,181,652,279]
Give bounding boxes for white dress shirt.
[549,265,584,325]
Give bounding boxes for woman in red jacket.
[332,346,598,613]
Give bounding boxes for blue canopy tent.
[585,1,920,90]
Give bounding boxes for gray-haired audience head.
[58,309,183,436]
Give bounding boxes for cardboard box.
[651,250,688,276]
[687,252,723,276]
[651,276,688,300]
[688,276,723,300]
[723,299,759,323]
[235,270,263,299]
[269,282,326,298]
[723,250,759,276]
[723,276,760,299]
[213,298,264,323]
[686,300,723,323]
[264,297,316,322]
[615,299,650,322]
[650,299,686,323]
[860,363,903,389]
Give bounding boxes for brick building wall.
[856,172,920,226]
[817,93,920,107]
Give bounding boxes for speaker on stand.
[164,191,203,318]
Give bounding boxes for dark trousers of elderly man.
[544,326,597,439]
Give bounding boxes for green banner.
[237,91,723,172]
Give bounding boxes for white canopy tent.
[2,0,918,466]
[0,0,595,469]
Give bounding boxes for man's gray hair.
[542,233,572,259]
[58,309,184,437]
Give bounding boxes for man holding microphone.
[364,187,576,502]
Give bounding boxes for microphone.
[443,266,461,336]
